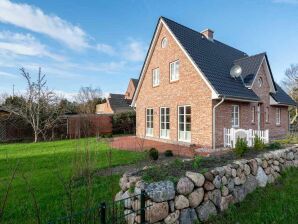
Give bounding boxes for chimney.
[201,28,214,41]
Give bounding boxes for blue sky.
[0,0,297,99]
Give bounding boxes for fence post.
[140,189,146,224]
[100,202,106,224]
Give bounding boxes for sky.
[0,0,297,99]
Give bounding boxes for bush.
[267,142,282,150]
[193,155,203,169]
[234,137,248,157]
[254,135,265,150]
[164,150,174,157]
[149,148,159,160]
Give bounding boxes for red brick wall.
[125,80,136,100]
[135,23,213,147]
[214,61,289,147]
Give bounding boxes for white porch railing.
[224,128,269,148]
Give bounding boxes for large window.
[160,107,170,139]
[276,108,281,125]
[152,68,160,87]
[170,60,180,82]
[146,108,153,136]
[251,106,255,123]
[178,105,191,142]
[231,105,239,128]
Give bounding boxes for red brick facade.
[134,22,289,149]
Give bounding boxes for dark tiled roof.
[109,94,133,113]
[270,84,297,106]
[162,17,260,101]
[234,53,266,86]
[131,78,139,88]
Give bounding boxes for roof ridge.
[234,52,266,62]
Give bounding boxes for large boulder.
[186,171,205,187]
[232,186,247,203]
[121,190,133,208]
[220,195,234,211]
[145,181,175,202]
[209,189,222,208]
[146,202,169,223]
[164,210,180,224]
[176,177,194,195]
[188,188,204,208]
[243,175,258,194]
[248,159,258,175]
[256,167,268,187]
[244,164,251,175]
[175,195,189,210]
[179,208,198,224]
[213,175,221,189]
[196,201,217,222]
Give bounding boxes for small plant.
[172,158,183,168]
[149,148,159,160]
[193,155,203,169]
[254,135,265,150]
[128,182,135,194]
[234,137,248,157]
[106,133,113,138]
[267,141,282,150]
[164,150,174,157]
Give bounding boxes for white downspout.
[213,96,225,150]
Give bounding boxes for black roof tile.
[270,84,297,106]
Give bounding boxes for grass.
[0,138,145,224]
[209,167,298,224]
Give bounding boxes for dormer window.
[161,37,168,48]
[258,77,263,87]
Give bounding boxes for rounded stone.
[244,164,251,175]
[186,171,205,187]
[203,181,215,191]
[188,188,204,208]
[213,175,222,189]
[164,210,180,224]
[177,177,195,195]
[175,195,189,210]
[221,186,229,197]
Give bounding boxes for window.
[265,107,269,123]
[170,60,180,82]
[161,37,168,48]
[178,106,191,142]
[152,68,160,87]
[258,77,263,87]
[146,108,153,136]
[160,107,170,139]
[251,106,255,123]
[276,108,281,125]
[231,105,239,128]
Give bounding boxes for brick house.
[131,17,296,149]
[96,78,138,114]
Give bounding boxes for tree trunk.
[34,131,38,143]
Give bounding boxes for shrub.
[254,135,265,150]
[164,150,174,157]
[193,155,203,169]
[106,133,113,138]
[234,137,248,157]
[267,142,282,150]
[149,148,159,160]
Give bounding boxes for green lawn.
[209,167,298,224]
[0,138,145,224]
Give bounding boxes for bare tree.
[2,67,62,142]
[282,64,298,101]
[282,64,298,125]
[75,86,103,114]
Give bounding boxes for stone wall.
[115,147,298,224]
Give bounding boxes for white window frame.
[161,37,168,48]
[231,105,239,128]
[265,107,269,123]
[276,108,281,125]
[178,105,191,142]
[170,60,180,82]
[152,68,160,87]
[146,108,153,136]
[251,106,255,123]
[160,107,170,139]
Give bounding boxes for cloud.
[0,31,64,61]
[0,71,17,78]
[122,39,146,61]
[0,0,89,50]
[272,0,298,4]
[96,43,116,56]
